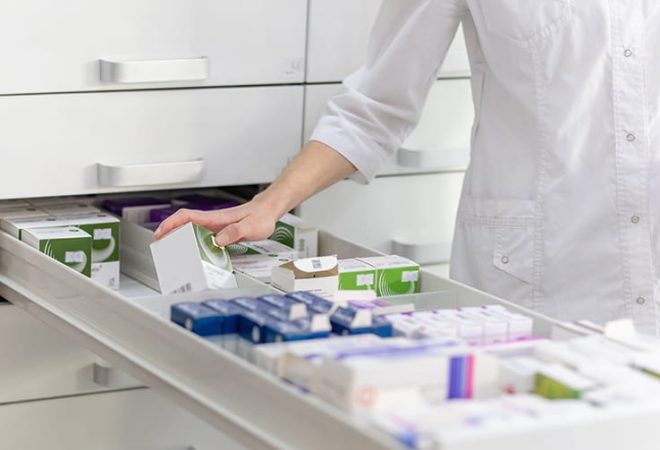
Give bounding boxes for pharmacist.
[157,2,660,334]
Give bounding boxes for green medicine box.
[338,258,376,291]
[357,255,420,297]
[21,226,92,277]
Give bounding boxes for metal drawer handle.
[99,57,209,84]
[391,239,452,265]
[98,159,205,188]
[396,147,469,171]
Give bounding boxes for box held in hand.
[150,223,237,294]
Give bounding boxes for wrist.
[252,185,296,222]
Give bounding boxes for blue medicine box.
[202,299,243,334]
[371,316,394,338]
[331,307,393,337]
[263,320,330,343]
[237,310,271,343]
[258,294,307,320]
[171,302,225,336]
[285,291,334,314]
[229,297,263,312]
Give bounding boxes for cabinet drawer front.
[0,0,306,94]
[0,86,303,199]
[304,79,473,176]
[0,389,246,450]
[306,0,470,82]
[0,304,139,403]
[298,172,465,264]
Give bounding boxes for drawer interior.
[0,189,595,450]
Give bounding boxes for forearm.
[251,140,357,219]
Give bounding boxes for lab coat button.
[631,216,640,224]
[624,49,634,58]
[636,297,646,305]
[626,133,636,142]
[501,256,510,265]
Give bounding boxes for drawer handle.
[98,159,205,188]
[99,57,209,84]
[391,239,452,265]
[396,147,469,171]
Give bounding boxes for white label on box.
[402,271,419,282]
[65,251,86,264]
[203,261,238,290]
[357,274,374,287]
[93,228,113,240]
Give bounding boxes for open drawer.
[0,223,598,450]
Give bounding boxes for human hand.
[154,196,281,246]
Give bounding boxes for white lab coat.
[310,0,660,334]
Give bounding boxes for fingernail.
[154,226,162,236]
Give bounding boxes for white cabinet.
[298,172,465,265]
[304,79,474,176]
[306,0,470,82]
[0,389,247,450]
[0,0,307,94]
[0,86,303,199]
[0,304,139,404]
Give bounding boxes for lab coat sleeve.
[309,0,466,184]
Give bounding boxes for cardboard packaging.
[70,213,121,289]
[21,226,92,277]
[270,213,318,259]
[2,213,121,289]
[534,364,598,400]
[150,223,237,294]
[347,299,415,316]
[43,203,101,217]
[28,196,93,206]
[102,197,170,223]
[253,334,383,385]
[338,258,376,291]
[227,239,299,259]
[0,200,31,209]
[357,256,420,297]
[149,200,241,223]
[0,208,50,231]
[271,256,339,299]
[171,193,241,209]
[230,254,294,283]
[316,349,451,413]
[171,302,226,336]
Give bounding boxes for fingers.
[154,207,244,240]
[214,215,276,247]
[213,223,247,247]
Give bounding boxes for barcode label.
[94,228,112,240]
[402,271,419,282]
[173,283,193,294]
[65,251,85,263]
